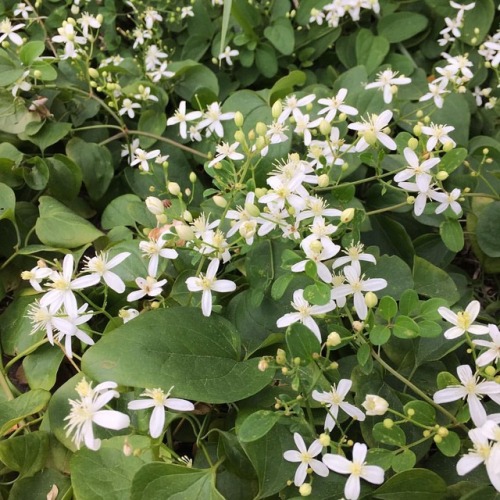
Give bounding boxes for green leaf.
[138,109,167,148]
[377,13,429,43]
[413,256,459,304]
[355,29,390,75]
[286,323,321,363]
[436,430,461,457]
[0,182,16,221]
[399,289,420,316]
[0,431,49,478]
[0,389,51,436]
[370,325,391,346]
[101,193,156,229]
[19,41,45,66]
[372,469,447,499]
[131,463,223,500]
[169,61,219,104]
[417,320,442,338]
[419,298,449,321]
[303,281,331,306]
[240,423,295,498]
[460,0,494,45]
[9,468,71,500]
[377,296,398,321]
[66,138,114,201]
[0,91,41,135]
[46,154,82,201]
[438,148,467,174]
[264,17,294,55]
[269,70,306,103]
[476,201,500,257]
[403,401,436,426]
[23,344,65,391]
[372,422,406,447]
[255,43,278,78]
[23,157,49,190]
[35,196,104,248]
[24,122,72,152]
[357,343,371,366]
[238,410,281,443]
[82,308,274,403]
[216,430,256,479]
[72,443,150,500]
[391,449,416,473]
[393,316,420,339]
[364,255,414,301]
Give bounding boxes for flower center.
[456,311,471,330]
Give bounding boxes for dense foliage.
[0,0,499,498]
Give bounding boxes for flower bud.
[156,214,168,224]
[327,331,341,347]
[485,365,496,377]
[443,141,454,152]
[123,439,133,456]
[255,122,267,136]
[276,348,286,365]
[319,119,331,136]
[416,110,424,118]
[244,203,260,217]
[234,130,245,143]
[319,433,331,447]
[340,207,355,224]
[189,172,197,183]
[258,359,269,372]
[408,137,419,150]
[234,111,244,127]
[309,240,323,254]
[482,148,489,155]
[436,171,448,181]
[433,435,442,444]
[352,320,364,332]
[438,426,449,437]
[407,196,415,205]
[167,182,181,196]
[248,129,255,141]
[413,123,422,136]
[239,220,257,240]
[88,67,99,79]
[145,196,164,215]
[317,174,329,188]
[365,291,378,308]
[362,395,389,416]
[212,195,227,208]
[299,484,312,497]
[383,418,394,429]
[271,100,282,119]
[183,210,193,223]
[362,130,377,146]
[175,224,194,241]
[255,187,267,199]
[338,112,347,122]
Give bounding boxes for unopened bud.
[407,196,415,205]
[175,224,194,241]
[433,435,442,444]
[319,433,331,447]
[151,301,160,309]
[383,418,394,429]
[234,111,244,127]
[362,130,377,145]
[319,119,331,136]
[183,210,193,223]
[167,182,181,196]
[156,214,168,224]
[255,122,267,136]
[485,365,496,377]
[340,207,355,224]
[365,291,378,308]
[255,136,266,150]
[443,141,454,152]
[255,187,267,199]
[408,137,418,150]
[258,359,269,372]
[436,171,448,181]
[299,483,312,497]
[189,172,197,183]
[338,112,347,122]
[244,203,260,217]
[271,100,282,119]
[327,331,341,347]
[276,348,286,365]
[413,124,422,136]
[123,439,133,456]
[212,195,227,208]
[145,196,164,215]
[407,408,415,417]
[88,67,99,79]
[317,174,329,188]
[248,129,255,141]
[352,320,364,332]
[234,130,245,143]
[438,427,449,437]
[309,240,323,254]
[416,110,424,118]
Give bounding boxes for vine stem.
[0,368,15,401]
[369,348,469,432]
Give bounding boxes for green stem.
[0,369,15,401]
[4,338,50,372]
[365,201,409,216]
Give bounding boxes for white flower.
[473,324,500,367]
[362,395,389,416]
[438,300,489,339]
[312,380,366,431]
[218,46,239,65]
[348,110,396,152]
[27,301,56,341]
[208,141,245,167]
[185,259,236,317]
[13,3,34,19]
[166,101,202,139]
[119,98,141,119]
[430,188,462,215]
[139,234,178,277]
[433,364,500,426]
[52,22,86,58]
[419,80,450,109]
[323,443,384,500]
[83,252,130,293]
[331,243,377,275]
[181,6,194,18]
[21,263,52,292]
[40,255,99,315]
[0,18,24,45]
[127,276,167,302]
[420,123,456,151]
[330,265,387,320]
[52,303,94,358]
[77,12,101,38]
[317,88,358,122]
[64,378,130,450]
[130,147,160,171]
[134,86,158,102]
[118,308,140,323]
[277,289,336,342]
[128,387,194,438]
[198,102,235,138]
[283,433,329,486]
[393,147,440,191]
[144,44,168,71]
[144,7,162,29]
[365,69,411,103]
[278,94,316,124]
[456,427,500,492]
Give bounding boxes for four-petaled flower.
[438,300,489,339]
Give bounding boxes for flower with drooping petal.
[283,433,329,487]
[83,252,130,293]
[433,364,500,426]
[312,379,366,431]
[128,387,194,438]
[21,263,52,292]
[185,259,236,317]
[438,300,489,339]
[277,289,336,343]
[64,378,130,450]
[474,324,500,367]
[323,442,384,500]
[118,308,140,323]
[126,276,167,302]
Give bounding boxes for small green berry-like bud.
[443,141,454,152]
[276,348,286,365]
[234,111,244,127]
[327,331,342,347]
[319,119,331,136]
[212,195,227,208]
[189,172,197,183]
[255,122,267,136]
[408,137,419,150]
[299,483,312,497]
[365,291,378,308]
[436,171,449,181]
[234,130,245,143]
[383,418,394,429]
[413,123,422,136]
[271,100,282,119]
[317,174,329,188]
